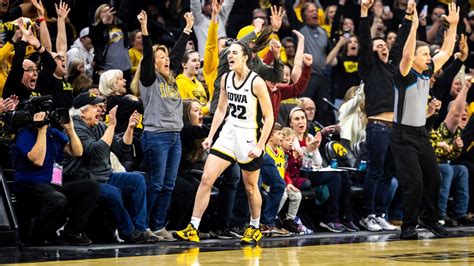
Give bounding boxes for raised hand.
[270,5,285,32]
[458,34,468,62]
[303,53,313,66]
[405,0,415,15]
[55,0,70,20]
[137,10,147,25]
[18,18,41,48]
[292,29,304,41]
[184,12,194,31]
[269,39,282,58]
[361,0,374,12]
[442,2,459,26]
[100,5,116,25]
[211,0,222,19]
[253,18,264,34]
[31,0,45,18]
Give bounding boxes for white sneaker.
[375,214,398,231]
[375,215,398,231]
[359,215,383,231]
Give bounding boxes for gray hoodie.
[67,38,95,78]
[62,116,130,182]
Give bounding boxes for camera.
[0,95,70,133]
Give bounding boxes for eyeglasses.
[24,67,39,73]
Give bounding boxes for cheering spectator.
[63,92,154,244]
[190,0,235,58]
[90,4,132,89]
[132,10,193,241]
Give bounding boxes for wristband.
[405,11,414,15]
[183,29,192,34]
[36,17,45,24]
[35,44,43,51]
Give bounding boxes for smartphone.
[383,6,390,14]
[420,5,428,17]
[343,31,350,39]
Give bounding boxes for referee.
[390,0,459,240]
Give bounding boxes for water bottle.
[301,152,313,171]
[358,160,367,172]
[330,159,338,169]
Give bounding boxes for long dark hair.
[182,99,206,163]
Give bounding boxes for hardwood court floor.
[2,227,474,265]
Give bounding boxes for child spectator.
[278,127,303,234]
[260,123,291,237]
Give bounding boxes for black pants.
[390,124,441,230]
[166,175,199,230]
[15,180,99,241]
[302,171,353,223]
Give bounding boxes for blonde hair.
[94,4,111,26]
[131,45,176,97]
[99,69,123,97]
[281,127,296,138]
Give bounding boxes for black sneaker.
[229,225,246,238]
[400,227,418,240]
[456,216,474,226]
[441,216,458,227]
[418,219,449,238]
[210,228,235,239]
[59,230,92,246]
[121,230,147,244]
[282,219,302,234]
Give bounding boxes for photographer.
[13,110,99,246]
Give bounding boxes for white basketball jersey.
[224,71,262,129]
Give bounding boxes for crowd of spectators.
[0,0,473,245]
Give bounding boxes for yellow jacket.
[0,42,14,96]
[176,73,209,115]
[129,47,143,75]
[203,20,219,103]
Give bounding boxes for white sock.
[190,217,201,229]
[250,217,260,228]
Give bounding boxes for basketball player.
[390,0,459,240]
[175,41,274,245]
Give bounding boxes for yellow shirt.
[128,47,143,75]
[176,74,209,115]
[0,42,14,96]
[265,145,286,179]
[203,20,219,103]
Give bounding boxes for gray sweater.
[140,35,184,133]
[62,116,131,182]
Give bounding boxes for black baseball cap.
[73,92,105,109]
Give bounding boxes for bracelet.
[35,44,43,51]
[183,28,192,34]
[405,11,414,16]
[36,17,45,24]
